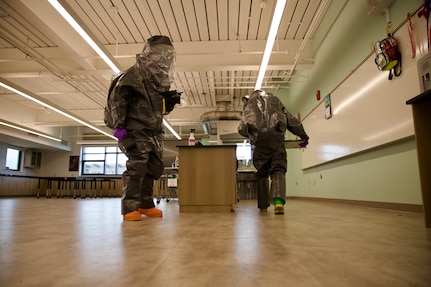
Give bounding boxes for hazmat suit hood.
[136,35,176,93]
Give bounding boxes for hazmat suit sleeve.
[283,107,309,140]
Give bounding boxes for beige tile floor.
[0,197,430,287]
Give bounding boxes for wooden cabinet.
[177,145,237,212]
[407,90,431,228]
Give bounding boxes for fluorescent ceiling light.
[75,140,116,145]
[163,119,182,140]
[48,0,121,74]
[0,120,61,142]
[255,0,287,90]
[0,81,117,140]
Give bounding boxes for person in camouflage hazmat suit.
[104,35,176,221]
[238,90,309,214]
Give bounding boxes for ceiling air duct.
[200,110,243,135]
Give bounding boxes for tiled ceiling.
[0,0,332,145]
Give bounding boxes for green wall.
[284,0,424,205]
[287,137,421,204]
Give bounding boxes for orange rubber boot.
[123,211,142,221]
[138,208,163,217]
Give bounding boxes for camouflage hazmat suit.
[104,36,176,215]
[238,90,309,210]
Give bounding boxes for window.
[236,143,252,160]
[81,146,127,175]
[6,147,21,171]
[236,143,255,170]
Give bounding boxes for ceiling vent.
[367,0,396,16]
[200,94,243,135]
[200,110,243,135]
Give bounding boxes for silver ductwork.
[200,110,243,135]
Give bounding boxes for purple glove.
[114,128,128,142]
[299,139,309,148]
